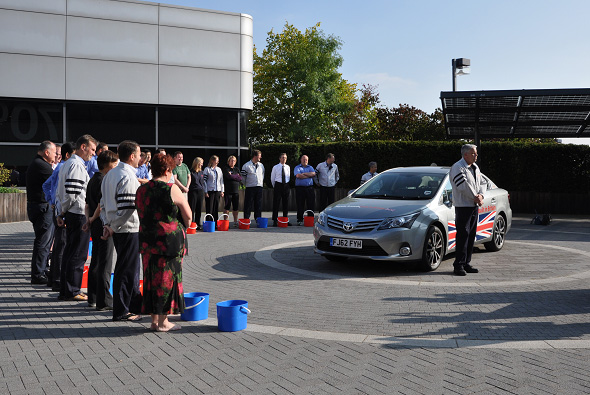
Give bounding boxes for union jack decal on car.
[448,211,496,249]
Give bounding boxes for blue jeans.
[27,202,54,280]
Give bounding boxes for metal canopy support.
[440,88,590,139]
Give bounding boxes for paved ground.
[2,213,590,394]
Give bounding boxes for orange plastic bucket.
[238,218,251,230]
[277,217,289,228]
[81,264,89,288]
[139,279,143,295]
[187,222,197,234]
[217,214,229,231]
[304,210,315,227]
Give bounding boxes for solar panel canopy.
[440,88,590,138]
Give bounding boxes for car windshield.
[352,172,446,200]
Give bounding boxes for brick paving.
[1,214,590,394]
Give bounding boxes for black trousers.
[112,232,142,319]
[272,182,290,221]
[453,206,479,268]
[60,212,89,298]
[88,221,114,309]
[27,202,54,280]
[319,186,336,212]
[296,186,315,221]
[50,213,66,287]
[244,186,262,219]
[205,190,221,222]
[188,189,205,225]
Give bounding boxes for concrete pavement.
[1,214,590,394]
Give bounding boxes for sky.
[144,0,590,144]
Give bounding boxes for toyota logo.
[342,222,355,232]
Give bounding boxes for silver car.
[313,166,512,271]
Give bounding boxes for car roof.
[382,166,450,175]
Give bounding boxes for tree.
[373,104,446,141]
[249,23,356,144]
[338,84,381,141]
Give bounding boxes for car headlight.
[318,211,327,226]
[378,211,420,230]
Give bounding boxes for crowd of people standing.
[26,138,362,330]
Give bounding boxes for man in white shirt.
[100,140,142,321]
[271,153,291,226]
[360,161,378,185]
[315,153,340,211]
[240,150,265,221]
[56,134,97,301]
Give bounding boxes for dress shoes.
[453,267,467,276]
[31,276,48,285]
[464,265,479,273]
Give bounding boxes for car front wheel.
[420,226,444,271]
[484,214,506,252]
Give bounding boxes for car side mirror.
[443,190,453,207]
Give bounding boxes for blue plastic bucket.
[181,292,210,321]
[109,273,114,295]
[256,217,268,228]
[216,300,250,332]
[203,214,215,232]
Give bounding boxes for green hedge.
[256,141,590,193]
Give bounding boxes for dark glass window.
[66,102,155,145]
[239,110,248,148]
[158,106,238,147]
[0,99,63,143]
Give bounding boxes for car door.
[475,174,500,244]
[438,177,456,253]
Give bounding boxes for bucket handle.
[185,296,206,310]
[218,213,229,220]
[204,214,214,222]
[304,210,315,216]
[240,306,251,314]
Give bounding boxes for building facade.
[0,0,253,173]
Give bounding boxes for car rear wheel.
[420,226,444,271]
[324,254,348,262]
[484,214,506,252]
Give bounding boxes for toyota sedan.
[313,166,512,271]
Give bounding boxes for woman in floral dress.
[136,153,191,332]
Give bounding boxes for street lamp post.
[452,58,470,92]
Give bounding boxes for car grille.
[317,236,388,256]
[327,215,383,233]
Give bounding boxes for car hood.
[324,196,428,219]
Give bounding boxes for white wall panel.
[0,9,65,56]
[0,53,65,99]
[240,14,253,37]
[66,58,158,104]
[240,34,253,73]
[159,26,240,70]
[67,0,158,24]
[159,6,240,34]
[241,72,253,110]
[0,0,65,14]
[67,16,158,63]
[159,66,240,108]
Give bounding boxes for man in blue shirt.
[86,142,108,178]
[294,155,316,226]
[42,142,74,291]
[136,151,149,184]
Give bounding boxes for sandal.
[113,313,142,322]
[67,293,88,301]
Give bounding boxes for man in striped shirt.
[56,134,97,301]
[100,140,142,322]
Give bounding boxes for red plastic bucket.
[217,213,229,231]
[277,217,289,228]
[304,210,315,227]
[238,218,250,230]
[81,264,89,288]
[187,222,197,234]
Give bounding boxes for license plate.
[330,238,362,249]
